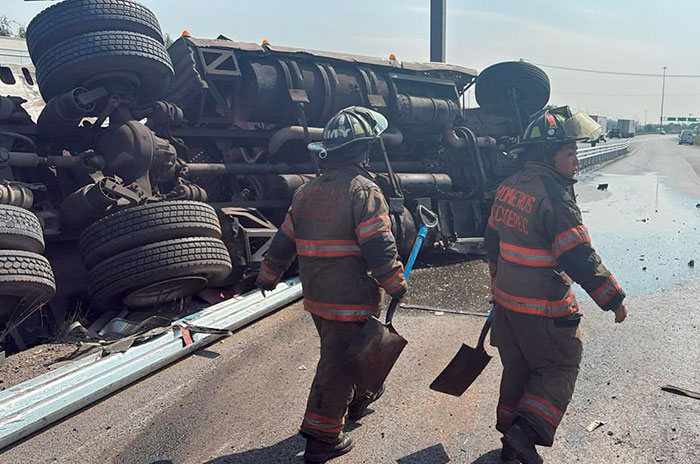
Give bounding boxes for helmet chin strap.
[360,148,371,168]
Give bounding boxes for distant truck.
[590,115,608,134]
[618,119,635,138]
[589,115,608,145]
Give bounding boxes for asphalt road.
[3,134,700,464]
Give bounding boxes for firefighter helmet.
[514,106,603,150]
[308,106,388,159]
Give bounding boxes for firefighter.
[255,106,407,463]
[484,107,628,464]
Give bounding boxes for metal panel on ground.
[0,278,302,450]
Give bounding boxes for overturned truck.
[0,0,550,348]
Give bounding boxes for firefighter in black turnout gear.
[256,106,406,463]
[484,107,628,463]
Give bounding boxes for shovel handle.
[404,224,427,277]
[404,206,439,276]
[476,309,494,351]
[385,298,400,324]
[386,206,438,325]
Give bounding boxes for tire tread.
[27,0,163,60]
[88,237,232,307]
[79,201,221,269]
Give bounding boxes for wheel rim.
[122,276,208,307]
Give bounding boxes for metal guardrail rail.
[577,141,630,170]
[0,278,302,450]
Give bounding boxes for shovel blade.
[430,343,492,397]
[342,316,407,393]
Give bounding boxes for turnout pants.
[490,304,583,446]
[300,315,363,444]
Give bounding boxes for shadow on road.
[469,448,503,463]
[397,443,451,464]
[149,434,306,464]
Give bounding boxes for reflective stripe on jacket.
[484,161,625,317]
[255,165,406,322]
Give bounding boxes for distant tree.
[0,16,12,37]
[0,16,26,37]
[164,33,174,48]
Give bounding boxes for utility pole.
[644,109,647,126]
[430,0,446,62]
[660,66,667,132]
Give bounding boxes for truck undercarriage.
[0,0,551,351]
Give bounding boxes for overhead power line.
[552,91,700,97]
[535,63,700,78]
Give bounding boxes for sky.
[5,0,700,124]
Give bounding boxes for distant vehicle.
[608,128,621,138]
[589,133,606,147]
[589,115,607,146]
[618,119,635,138]
[679,129,694,145]
[660,129,666,135]
[590,115,608,133]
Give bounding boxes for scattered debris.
[696,203,700,208]
[586,420,605,432]
[399,303,489,318]
[661,385,700,400]
[0,343,85,389]
[636,218,648,223]
[642,267,647,271]
[297,365,307,371]
[688,260,695,268]
[597,183,609,191]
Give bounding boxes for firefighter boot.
[503,420,543,464]
[348,384,386,420]
[500,436,519,462]
[304,434,354,463]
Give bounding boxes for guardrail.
[577,141,630,170]
[0,278,303,450]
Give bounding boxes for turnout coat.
[256,165,406,321]
[484,161,625,316]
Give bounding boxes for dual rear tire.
[26,0,173,104]
[0,206,56,324]
[80,201,232,309]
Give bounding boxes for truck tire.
[0,205,45,254]
[35,30,173,104]
[80,201,222,270]
[26,0,164,60]
[475,61,550,117]
[88,237,232,308]
[0,250,56,322]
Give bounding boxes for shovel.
[342,205,438,393]
[429,308,493,396]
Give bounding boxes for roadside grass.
[40,300,91,344]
